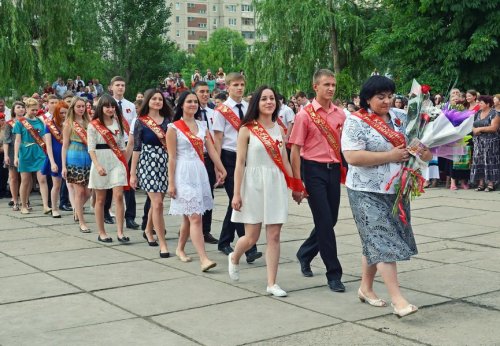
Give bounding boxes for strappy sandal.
[484,185,496,192]
[12,203,20,211]
[476,185,485,191]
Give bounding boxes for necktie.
[236,103,244,119]
[201,109,209,128]
[118,100,123,113]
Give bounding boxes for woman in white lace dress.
[166,91,226,272]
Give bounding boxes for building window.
[227,5,237,12]
[242,18,254,26]
[229,18,237,26]
[188,30,195,36]
[188,44,196,50]
[176,30,180,37]
[241,31,255,39]
[213,18,217,25]
[199,9,206,14]
[175,2,180,10]
[176,16,180,23]
[187,16,194,22]
[199,23,207,28]
[187,3,195,8]
[212,5,217,12]
[241,4,253,12]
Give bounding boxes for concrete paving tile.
[152,297,341,346]
[18,247,143,271]
[464,291,500,310]
[0,293,133,338]
[359,302,500,346]
[415,239,489,253]
[0,236,98,256]
[408,217,436,225]
[249,322,420,346]
[456,232,500,247]
[284,280,449,321]
[415,245,500,264]
[412,221,497,239]
[51,260,190,291]
[279,239,360,260]
[397,264,500,299]
[0,272,80,304]
[463,257,500,273]
[95,276,257,316]
[0,257,39,278]
[434,197,500,212]
[449,212,500,229]
[0,228,61,242]
[1,318,197,346]
[411,206,487,221]
[0,217,40,230]
[106,239,181,260]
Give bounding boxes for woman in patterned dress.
[342,76,432,318]
[62,97,92,232]
[130,89,173,258]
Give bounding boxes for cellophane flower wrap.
[388,80,474,224]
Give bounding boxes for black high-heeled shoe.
[143,232,158,246]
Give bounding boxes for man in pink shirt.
[289,69,346,292]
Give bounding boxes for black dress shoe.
[203,233,219,244]
[297,255,313,277]
[218,245,234,256]
[98,235,112,243]
[126,219,140,229]
[104,216,115,224]
[117,235,130,243]
[60,204,72,212]
[159,251,170,258]
[328,279,345,292]
[246,251,262,264]
[143,232,159,246]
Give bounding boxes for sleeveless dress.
[168,120,213,216]
[470,109,500,183]
[12,118,46,172]
[231,124,288,225]
[87,119,127,189]
[66,126,91,185]
[42,124,63,177]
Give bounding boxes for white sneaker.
[266,284,287,297]
[228,252,239,281]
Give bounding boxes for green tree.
[363,0,500,94]
[193,28,248,74]
[246,0,366,98]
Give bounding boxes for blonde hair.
[65,96,90,128]
[225,72,245,86]
[24,97,39,109]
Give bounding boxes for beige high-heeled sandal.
[358,289,387,307]
[391,303,418,318]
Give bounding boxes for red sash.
[138,116,168,151]
[91,119,130,190]
[276,117,287,134]
[351,109,406,148]
[304,104,347,184]
[46,120,63,144]
[121,117,130,135]
[246,121,305,192]
[73,121,88,146]
[173,120,205,163]
[19,117,47,154]
[6,120,14,128]
[216,105,241,130]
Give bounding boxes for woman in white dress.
[88,94,129,243]
[230,86,294,297]
[166,91,226,272]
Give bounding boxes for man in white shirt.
[75,75,85,87]
[106,76,139,229]
[296,91,310,110]
[44,95,59,121]
[55,80,68,99]
[195,81,219,245]
[212,73,262,263]
[277,94,296,143]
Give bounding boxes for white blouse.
[341,108,407,194]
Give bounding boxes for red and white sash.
[6,119,15,128]
[19,117,47,154]
[73,121,88,146]
[90,119,130,190]
[138,116,168,151]
[246,121,305,192]
[351,109,406,148]
[216,105,241,130]
[276,117,287,134]
[46,119,63,144]
[173,120,205,163]
[304,104,347,184]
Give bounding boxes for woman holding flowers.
[470,95,500,192]
[342,76,432,318]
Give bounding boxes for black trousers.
[0,153,8,196]
[59,179,70,208]
[218,150,257,254]
[141,195,151,230]
[202,153,216,235]
[297,159,343,281]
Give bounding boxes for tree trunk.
[330,28,341,74]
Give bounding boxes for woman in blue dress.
[13,98,50,215]
[62,97,92,232]
[42,101,68,218]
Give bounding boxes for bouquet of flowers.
[388,80,474,224]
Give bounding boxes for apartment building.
[166,0,257,52]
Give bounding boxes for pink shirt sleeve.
[288,109,309,146]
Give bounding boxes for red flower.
[394,118,401,127]
[421,85,431,94]
[421,113,430,123]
